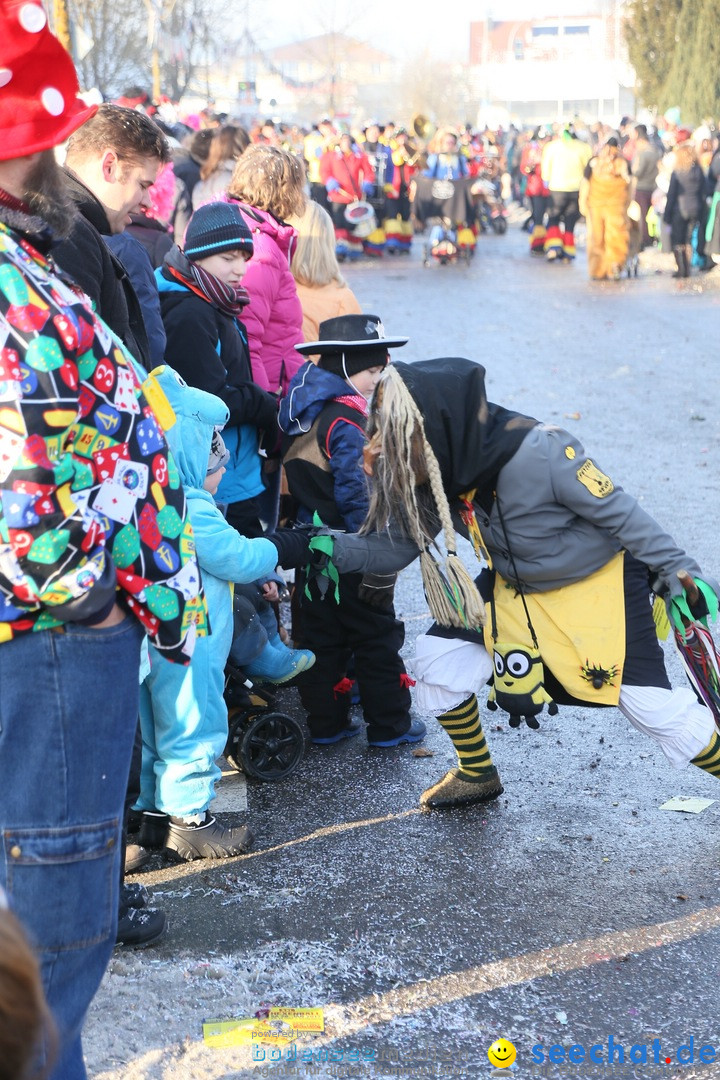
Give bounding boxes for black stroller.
[223,660,306,781]
[222,586,307,782]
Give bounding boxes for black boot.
[683,244,693,276]
[672,246,688,278]
[164,813,254,861]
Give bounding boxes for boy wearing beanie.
[156,201,279,539]
[279,315,426,748]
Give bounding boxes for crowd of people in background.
[116,94,720,282]
[2,9,720,1077]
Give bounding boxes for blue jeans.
[0,617,142,1080]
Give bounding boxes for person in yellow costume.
[579,138,632,280]
[326,358,720,809]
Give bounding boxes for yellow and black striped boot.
[420,694,504,810]
[691,731,720,778]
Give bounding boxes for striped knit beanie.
[183,202,253,261]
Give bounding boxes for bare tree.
[397,53,476,128]
[158,0,222,101]
[67,0,150,96]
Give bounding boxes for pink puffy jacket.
[231,201,304,394]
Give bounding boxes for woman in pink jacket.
[228,145,307,529]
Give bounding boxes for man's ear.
[100,149,120,182]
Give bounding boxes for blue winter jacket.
[143,367,279,741]
[279,361,370,532]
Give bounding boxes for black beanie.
[318,347,390,378]
[184,201,254,261]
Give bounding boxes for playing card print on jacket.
[0,221,206,663]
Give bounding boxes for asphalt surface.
[88,220,720,1080]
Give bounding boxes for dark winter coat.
[156,266,279,503]
[664,163,705,224]
[125,214,174,269]
[105,232,167,367]
[173,152,203,198]
[54,169,151,368]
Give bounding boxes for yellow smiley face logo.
[488,1038,517,1068]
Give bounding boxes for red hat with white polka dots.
[0,1,98,162]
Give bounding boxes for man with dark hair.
[0,5,203,1076]
[54,103,171,367]
[55,103,176,943]
[65,100,170,164]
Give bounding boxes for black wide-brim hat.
[295,314,408,355]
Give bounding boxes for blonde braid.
[363,367,485,630]
[420,427,486,630]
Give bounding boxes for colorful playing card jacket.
[0,221,206,662]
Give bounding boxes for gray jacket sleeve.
[331,531,421,575]
[546,429,701,597]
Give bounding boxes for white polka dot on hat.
[41,87,65,116]
[18,2,46,33]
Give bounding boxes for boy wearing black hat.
[279,315,426,748]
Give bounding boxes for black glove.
[266,528,310,568]
[358,572,396,611]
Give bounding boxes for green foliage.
[662,0,720,124]
[623,0,683,112]
[625,0,720,123]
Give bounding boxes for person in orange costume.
[579,138,632,280]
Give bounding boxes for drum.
[431,179,455,201]
[344,200,377,238]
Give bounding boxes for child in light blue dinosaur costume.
[136,367,313,861]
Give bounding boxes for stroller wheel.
[227,710,306,781]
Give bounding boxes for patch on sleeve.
[565,445,576,460]
[576,459,614,498]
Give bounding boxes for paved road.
[87,225,720,1080]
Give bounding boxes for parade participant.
[319,132,375,232]
[380,121,397,147]
[327,358,720,810]
[423,130,469,180]
[304,117,336,210]
[520,126,550,254]
[361,121,395,208]
[0,4,204,1072]
[541,124,592,260]
[579,138,632,280]
[279,316,425,748]
[389,127,420,226]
